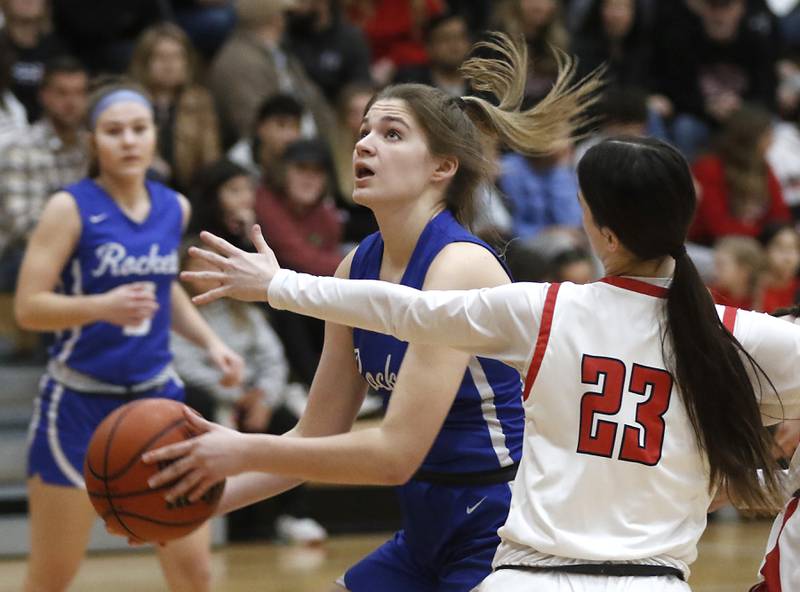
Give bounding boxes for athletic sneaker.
[275,514,328,545]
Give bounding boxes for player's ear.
[602,226,621,253]
[431,155,458,183]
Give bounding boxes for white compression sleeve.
[268,269,544,372]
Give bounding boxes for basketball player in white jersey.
[750,306,800,592]
[159,136,800,591]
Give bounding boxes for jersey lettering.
[92,242,179,278]
[577,354,673,466]
[355,348,397,391]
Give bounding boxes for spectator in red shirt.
[255,138,343,276]
[690,105,790,245]
[347,0,444,84]
[757,223,800,313]
[255,138,343,386]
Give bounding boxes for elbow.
[378,453,420,486]
[379,465,413,487]
[14,301,37,331]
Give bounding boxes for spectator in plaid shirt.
[0,56,88,291]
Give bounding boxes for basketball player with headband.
[15,81,243,592]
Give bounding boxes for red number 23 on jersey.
[577,354,673,466]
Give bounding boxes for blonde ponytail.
[461,32,603,155]
[364,32,602,228]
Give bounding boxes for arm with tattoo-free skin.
[143,229,518,503]
[181,226,541,370]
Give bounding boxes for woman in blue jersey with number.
[144,35,600,591]
[14,81,243,592]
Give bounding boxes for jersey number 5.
[577,354,673,466]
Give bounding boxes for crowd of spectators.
[0,0,800,539]
[4,0,800,537]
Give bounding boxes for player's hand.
[97,282,159,326]
[143,407,250,502]
[180,225,281,305]
[207,339,244,387]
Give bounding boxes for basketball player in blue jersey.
[143,35,600,591]
[14,81,243,592]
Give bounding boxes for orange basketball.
[83,398,225,543]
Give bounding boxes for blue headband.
[90,89,153,129]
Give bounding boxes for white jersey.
[496,278,712,572]
[752,445,800,591]
[268,270,800,575]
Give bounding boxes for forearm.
[216,472,303,515]
[15,292,106,331]
[215,427,304,515]
[268,270,535,368]
[240,426,415,486]
[170,283,219,348]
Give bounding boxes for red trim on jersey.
[755,495,800,592]
[599,276,669,298]
[722,305,738,334]
[523,283,560,401]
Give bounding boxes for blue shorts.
[27,375,185,487]
[343,478,513,591]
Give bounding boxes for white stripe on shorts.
[47,383,85,488]
[26,395,42,449]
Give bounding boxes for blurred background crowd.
[3,0,800,543]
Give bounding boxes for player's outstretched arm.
[150,252,371,511]
[184,226,543,370]
[143,246,517,498]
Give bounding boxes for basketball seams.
[83,399,223,542]
[87,417,187,481]
[102,402,145,542]
[87,482,175,499]
[100,509,209,528]
[83,401,138,479]
[87,481,221,502]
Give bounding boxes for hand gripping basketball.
[84,399,225,544]
[143,407,249,504]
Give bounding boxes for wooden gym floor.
[0,518,772,591]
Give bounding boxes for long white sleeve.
[733,309,800,425]
[267,269,548,373]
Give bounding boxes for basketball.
[83,398,225,543]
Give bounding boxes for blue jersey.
[350,210,524,474]
[49,178,181,386]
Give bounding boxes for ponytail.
[667,252,782,509]
[460,33,603,156]
[578,137,783,511]
[367,32,602,230]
